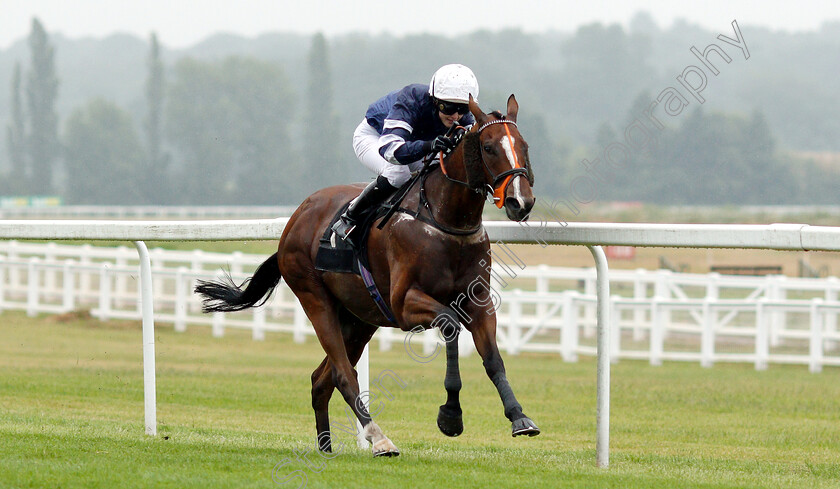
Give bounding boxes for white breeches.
[353,119,424,187]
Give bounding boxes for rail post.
[588,245,610,469]
[134,241,157,436]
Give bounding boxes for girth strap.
[357,258,398,325]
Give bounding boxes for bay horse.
[195,95,540,457]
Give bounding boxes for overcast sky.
[1,0,839,49]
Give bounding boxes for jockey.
[332,64,479,245]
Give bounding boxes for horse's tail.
[195,253,281,313]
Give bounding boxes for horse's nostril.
[505,197,521,211]
[524,199,535,213]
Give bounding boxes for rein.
[413,166,483,236]
[375,160,483,236]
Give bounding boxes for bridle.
[393,116,531,237]
[439,118,530,208]
[476,119,530,208]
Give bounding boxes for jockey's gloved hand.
[448,126,465,147]
[424,135,457,156]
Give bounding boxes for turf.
[1,311,838,488]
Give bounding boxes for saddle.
[314,176,421,325]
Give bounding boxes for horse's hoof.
[363,422,400,457]
[437,404,464,437]
[371,438,400,457]
[373,449,400,457]
[511,416,540,437]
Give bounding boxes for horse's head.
[464,94,535,222]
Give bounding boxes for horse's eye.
[482,144,494,153]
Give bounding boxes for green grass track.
[1,311,838,488]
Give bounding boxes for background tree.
[142,32,170,203]
[63,99,144,204]
[25,18,60,195]
[596,91,658,202]
[2,21,840,205]
[518,113,572,196]
[166,56,299,204]
[557,23,651,141]
[303,33,343,186]
[4,63,27,194]
[602,107,798,205]
[742,110,796,203]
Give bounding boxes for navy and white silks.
[353,83,475,187]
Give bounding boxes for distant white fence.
[2,241,838,372]
[3,204,840,220]
[0,205,296,220]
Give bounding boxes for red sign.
[604,246,636,260]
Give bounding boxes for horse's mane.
[458,110,506,190]
[461,130,485,191]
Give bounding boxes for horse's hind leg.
[310,357,334,452]
[310,308,378,453]
[293,278,398,456]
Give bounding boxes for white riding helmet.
[428,64,479,104]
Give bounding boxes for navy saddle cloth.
[314,201,361,275]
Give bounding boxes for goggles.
[437,100,469,116]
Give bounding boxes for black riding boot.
[332,175,398,247]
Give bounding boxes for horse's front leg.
[465,310,540,437]
[397,288,464,436]
[438,323,464,436]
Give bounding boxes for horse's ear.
[469,94,487,124]
[506,94,519,122]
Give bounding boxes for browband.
[477,119,517,133]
